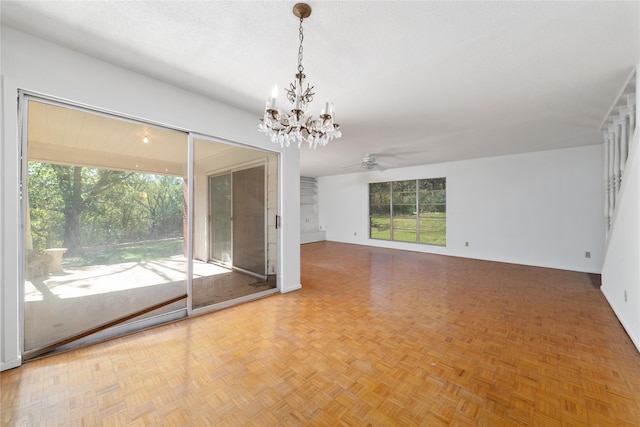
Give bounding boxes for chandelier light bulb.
[321,101,330,116]
[270,85,279,109]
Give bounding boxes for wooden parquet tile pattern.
[2,241,640,426]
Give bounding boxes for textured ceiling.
[2,1,638,176]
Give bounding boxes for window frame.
[369,177,446,246]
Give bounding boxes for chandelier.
[258,3,342,149]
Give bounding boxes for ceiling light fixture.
[361,154,378,170]
[258,3,342,149]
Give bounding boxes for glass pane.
[394,230,417,243]
[418,178,446,245]
[232,165,266,275]
[369,182,391,240]
[369,181,390,195]
[393,180,416,204]
[369,182,390,214]
[393,204,417,216]
[419,219,447,245]
[370,217,391,240]
[394,194,416,205]
[209,174,232,265]
[419,204,447,214]
[419,190,446,205]
[418,177,446,191]
[393,180,416,192]
[370,204,390,216]
[24,100,188,354]
[392,217,417,242]
[193,137,277,310]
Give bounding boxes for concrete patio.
[24,256,275,352]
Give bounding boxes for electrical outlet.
[585,251,591,259]
[465,242,469,247]
[354,232,357,236]
[624,290,627,303]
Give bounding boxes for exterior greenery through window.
[27,161,185,266]
[369,178,446,245]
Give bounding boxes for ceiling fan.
[342,154,384,171]
[347,150,420,172]
[359,153,402,171]
[357,147,429,171]
[360,153,379,170]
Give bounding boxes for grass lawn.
[370,215,446,246]
[63,239,184,268]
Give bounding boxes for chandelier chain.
[297,17,304,74]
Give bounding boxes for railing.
[601,67,637,235]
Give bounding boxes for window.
[369,177,446,246]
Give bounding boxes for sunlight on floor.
[24,257,230,301]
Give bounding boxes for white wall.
[1,27,301,371]
[319,145,604,273]
[601,70,640,351]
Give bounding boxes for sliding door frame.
[188,133,280,317]
[15,91,282,358]
[18,91,192,358]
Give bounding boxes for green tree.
[28,162,65,250]
[28,161,185,255]
[138,175,184,239]
[32,163,133,254]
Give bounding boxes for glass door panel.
[209,173,232,265]
[232,165,266,277]
[192,136,277,310]
[23,98,188,358]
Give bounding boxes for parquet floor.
[2,241,640,426]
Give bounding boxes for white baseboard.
[1,357,22,372]
[301,231,326,244]
[281,283,302,293]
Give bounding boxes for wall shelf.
[300,176,325,243]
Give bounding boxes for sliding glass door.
[22,97,189,358]
[20,96,280,358]
[208,166,266,276]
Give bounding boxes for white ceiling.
[2,1,638,177]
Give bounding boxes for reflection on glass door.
[209,174,232,266]
[232,165,266,277]
[192,136,277,310]
[22,97,189,359]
